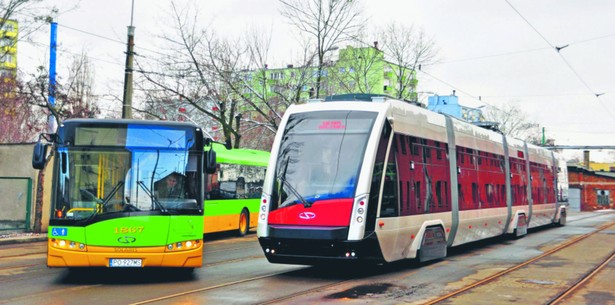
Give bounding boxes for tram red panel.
[268,198,354,226]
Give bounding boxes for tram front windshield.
[272,110,377,208]
[51,126,201,221]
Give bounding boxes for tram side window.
[410,137,419,156]
[367,122,391,230]
[472,183,479,208]
[380,143,399,218]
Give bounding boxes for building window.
[0,38,12,47]
[597,190,610,206]
[2,23,14,32]
[1,55,13,63]
[270,72,284,80]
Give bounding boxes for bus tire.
[237,209,249,237]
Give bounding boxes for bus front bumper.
[47,240,203,268]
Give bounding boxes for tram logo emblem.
[299,212,316,220]
[117,236,137,244]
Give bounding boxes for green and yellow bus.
[32,119,216,270]
[205,143,270,236]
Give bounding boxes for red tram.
[256,95,565,265]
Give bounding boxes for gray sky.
[19,0,615,159]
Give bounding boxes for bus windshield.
[271,110,377,208]
[53,147,201,221]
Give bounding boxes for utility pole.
[121,0,135,119]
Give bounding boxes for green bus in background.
[205,143,270,236]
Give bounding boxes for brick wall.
[568,167,615,211]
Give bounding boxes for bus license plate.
[109,258,142,267]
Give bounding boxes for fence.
[0,177,32,231]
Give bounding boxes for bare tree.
[63,51,98,117]
[20,64,100,127]
[380,22,438,101]
[279,0,364,98]
[137,2,312,149]
[0,76,42,142]
[482,103,542,141]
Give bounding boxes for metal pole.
[48,22,58,132]
[121,0,135,119]
[542,127,545,145]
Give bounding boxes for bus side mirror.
[205,148,217,174]
[32,141,48,170]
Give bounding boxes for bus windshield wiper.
[81,181,124,222]
[137,181,168,213]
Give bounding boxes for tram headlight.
[357,208,364,214]
[357,216,364,223]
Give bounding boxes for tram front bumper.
[258,237,383,265]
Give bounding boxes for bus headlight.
[50,238,87,252]
[166,240,201,252]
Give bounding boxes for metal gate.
[568,188,581,211]
[0,177,32,231]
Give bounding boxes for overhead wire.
[504,0,615,121]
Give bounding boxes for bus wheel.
[237,209,249,237]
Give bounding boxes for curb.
[0,236,47,246]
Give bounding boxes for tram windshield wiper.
[137,181,168,213]
[279,176,311,208]
[277,152,311,208]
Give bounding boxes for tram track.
[1,213,612,304]
[547,252,614,304]
[423,221,615,305]
[128,270,292,305]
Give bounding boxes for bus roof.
[209,142,270,167]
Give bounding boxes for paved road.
[0,211,613,304]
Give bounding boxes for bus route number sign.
[109,258,142,267]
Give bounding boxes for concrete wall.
[0,143,51,232]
